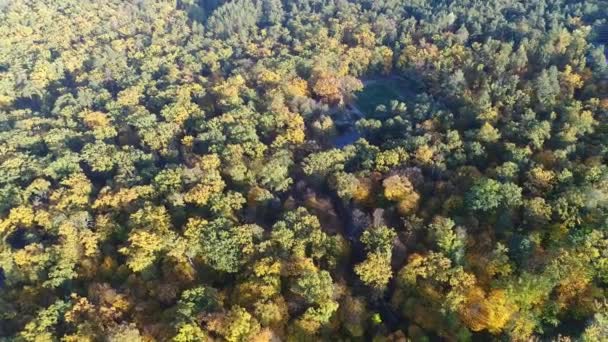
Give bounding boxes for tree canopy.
[0,0,607,340]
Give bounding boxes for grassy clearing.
[355,78,416,116]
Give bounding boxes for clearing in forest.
[355,76,420,116]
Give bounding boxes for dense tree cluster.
[0,0,607,340]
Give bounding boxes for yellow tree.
[354,252,393,289]
[383,175,420,215]
[184,154,226,207]
[459,287,516,333]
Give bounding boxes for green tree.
[466,179,522,211]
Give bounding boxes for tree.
[19,300,71,342]
[184,155,226,207]
[395,251,477,323]
[338,293,368,337]
[355,226,396,289]
[206,0,260,40]
[50,173,92,211]
[535,67,561,110]
[428,217,465,264]
[177,286,221,321]
[360,225,396,255]
[375,147,408,173]
[331,171,360,201]
[302,149,352,177]
[81,142,118,173]
[311,69,363,105]
[81,110,117,140]
[466,179,522,211]
[581,310,608,342]
[383,175,420,215]
[119,205,174,272]
[153,168,184,195]
[193,219,264,273]
[107,324,142,342]
[173,323,208,342]
[214,306,261,342]
[257,150,293,192]
[0,0,607,340]
[459,288,516,333]
[477,122,501,143]
[354,252,393,289]
[291,270,334,305]
[260,0,283,26]
[268,208,341,265]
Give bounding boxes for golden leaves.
[283,77,309,98]
[0,206,35,233]
[414,145,434,164]
[354,252,393,289]
[213,75,246,107]
[50,173,92,211]
[311,72,341,103]
[459,288,516,333]
[93,185,154,210]
[383,175,420,215]
[116,86,143,107]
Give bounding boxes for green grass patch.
[355,78,415,116]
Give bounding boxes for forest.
[0,0,607,340]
